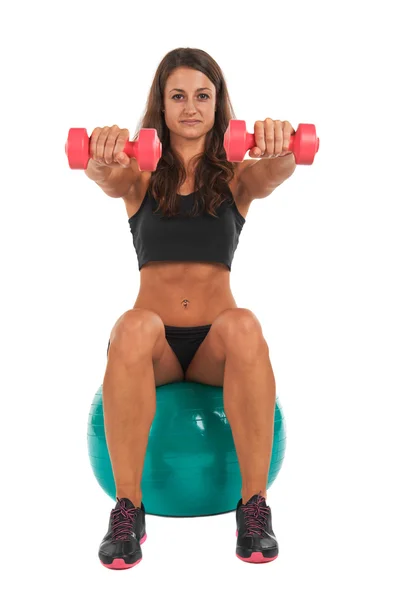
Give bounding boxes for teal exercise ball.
[87,381,286,517]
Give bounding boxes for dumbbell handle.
[243,129,320,157]
[111,139,140,159]
[63,137,139,163]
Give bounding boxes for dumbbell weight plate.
[136,128,162,171]
[293,124,320,165]
[223,120,251,162]
[65,128,90,169]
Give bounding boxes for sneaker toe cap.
[239,534,278,551]
[100,538,140,557]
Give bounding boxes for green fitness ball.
[87,381,286,517]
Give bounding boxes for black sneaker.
[98,497,147,569]
[236,494,279,563]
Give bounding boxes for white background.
[1,0,399,597]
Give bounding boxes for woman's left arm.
[238,118,297,200]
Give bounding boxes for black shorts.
[106,324,212,375]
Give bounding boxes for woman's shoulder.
[122,171,151,220]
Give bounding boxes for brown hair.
[132,47,237,218]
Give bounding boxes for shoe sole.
[100,533,147,570]
[235,529,278,563]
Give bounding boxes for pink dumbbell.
[224,120,320,165]
[65,128,162,171]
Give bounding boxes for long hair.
[132,48,236,218]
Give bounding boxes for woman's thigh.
[152,333,185,386]
[107,308,185,386]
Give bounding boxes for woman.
[85,47,297,569]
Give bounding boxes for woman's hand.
[248,118,295,159]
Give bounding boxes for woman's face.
[163,67,217,142]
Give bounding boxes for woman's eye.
[172,94,209,100]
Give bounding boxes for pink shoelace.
[241,496,270,537]
[111,499,139,541]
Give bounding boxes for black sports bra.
[128,184,245,271]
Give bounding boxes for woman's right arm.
[85,157,139,198]
[84,125,140,198]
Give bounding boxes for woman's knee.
[109,308,164,357]
[213,308,267,361]
[214,308,263,344]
